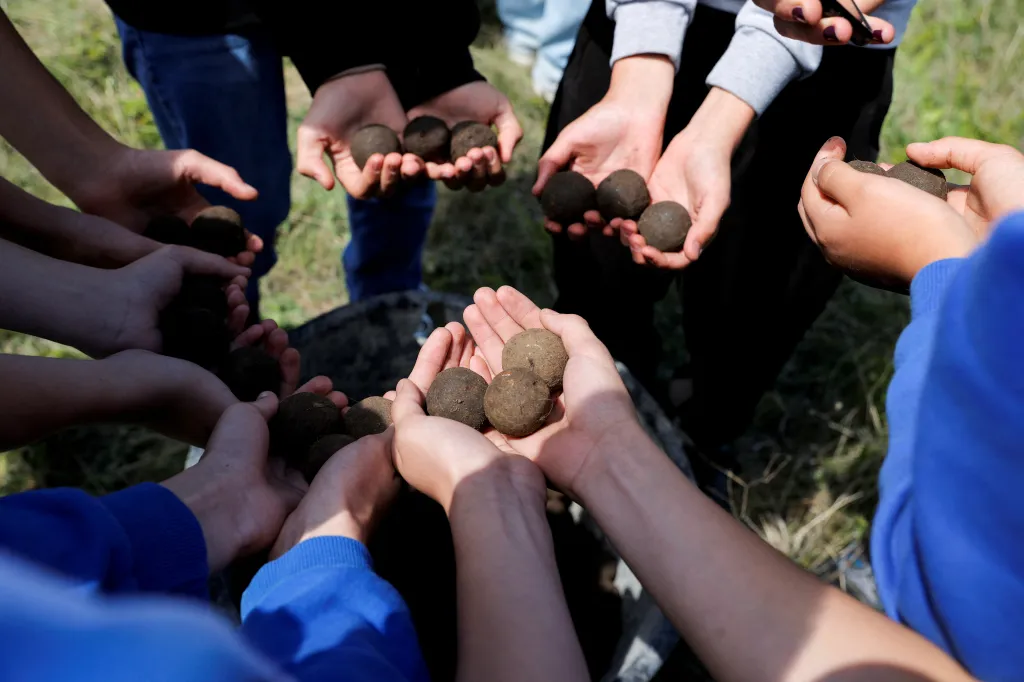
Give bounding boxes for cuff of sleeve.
[100,483,208,598]
[609,2,690,70]
[706,28,801,116]
[910,258,964,319]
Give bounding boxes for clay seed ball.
[301,433,356,483]
[596,169,651,221]
[848,160,887,176]
[426,367,489,430]
[270,392,343,463]
[351,124,402,170]
[540,171,596,226]
[175,275,228,319]
[344,396,394,439]
[159,306,231,369]
[403,116,451,163]
[502,328,568,391]
[144,214,191,245]
[637,201,692,253]
[449,121,499,160]
[484,368,554,438]
[219,346,283,401]
[190,206,247,257]
[886,161,948,200]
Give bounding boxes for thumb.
[169,245,250,280]
[539,309,615,364]
[494,106,524,164]
[534,131,577,196]
[391,378,427,425]
[250,391,280,420]
[175,150,258,201]
[296,124,337,191]
[684,192,729,261]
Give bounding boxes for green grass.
[1,0,1022,571]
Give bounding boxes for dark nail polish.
[873,29,884,42]
[792,6,806,22]
[823,26,839,41]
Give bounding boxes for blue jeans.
[497,0,589,92]
[115,20,436,307]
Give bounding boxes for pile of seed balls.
[350,117,499,169]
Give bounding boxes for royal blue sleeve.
[0,483,208,598]
[241,536,429,682]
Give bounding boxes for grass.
[1,0,1022,575]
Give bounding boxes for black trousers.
[544,2,896,450]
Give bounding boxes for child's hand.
[230,320,302,398]
[798,137,977,291]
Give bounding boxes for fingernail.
[872,30,884,42]
[258,391,274,400]
[823,26,839,41]
[792,6,806,22]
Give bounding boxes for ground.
[1,0,1022,577]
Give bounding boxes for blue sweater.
[0,482,429,682]
[872,211,1024,680]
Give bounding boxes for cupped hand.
[408,81,522,192]
[798,136,977,291]
[297,71,422,199]
[230,319,302,397]
[755,0,894,45]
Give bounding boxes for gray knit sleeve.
[605,0,696,69]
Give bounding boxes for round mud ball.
[426,367,489,430]
[596,169,651,222]
[403,116,451,163]
[848,160,887,176]
[637,201,692,253]
[484,368,554,438]
[351,124,402,170]
[144,215,190,245]
[219,346,283,402]
[540,171,597,226]
[190,206,246,257]
[344,396,394,439]
[160,307,231,369]
[175,275,228,319]
[270,392,343,463]
[501,328,568,391]
[449,121,499,160]
[886,161,948,200]
[301,433,356,483]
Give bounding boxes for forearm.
[605,55,675,123]
[577,425,972,682]
[680,87,755,152]
[448,462,589,682]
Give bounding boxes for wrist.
[573,421,659,505]
[605,55,675,118]
[59,138,132,208]
[681,87,755,153]
[161,465,250,573]
[446,455,547,518]
[272,506,369,560]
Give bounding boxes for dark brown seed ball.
[596,169,651,221]
[301,433,356,483]
[426,367,489,430]
[271,392,343,464]
[886,161,948,199]
[484,368,554,438]
[449,121,499,160]
[638,201,692,253]
[344,396,394,439]
[190,206,246,257]
[159,307,231,369]
[540,171,596,226]
[501,328,568,391]
[219,346,283,401]
[403,116,451,163]
[144,215,191,245]
[848,160,887,176]
[175,275,228,319]
[351,124,402,169]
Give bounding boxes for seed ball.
[403,116,451,163]
[596,169,651,221]
[219,346,283,401]
[886,161,948,200]
[160,307,231,369]
[848,160,887,176]
[426,367,488,430]
[270,392,343,464]
[344,396,393,439]
[144,215,190,245]
[190,206,246,257]
[449,121,499,160]
[540,171,596,226]
[502,328,568,391]
[175,275,228,319]
[638,201,692,253]
[484,368,554,438]
[351,124,402,170]
[301,433,356,483]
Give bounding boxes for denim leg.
[497,0,545,53]
[532,0,590,92]
[114,19,291,311]
[343,180,437,301]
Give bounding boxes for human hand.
[754,0,894,45]
[229,319,303,398]
[798,137,977,291]
[407,81,523,192]
[533,56,673,238]
[906,137,1024,240]
[297,70,423,199]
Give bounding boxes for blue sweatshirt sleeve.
[241,536,429,682]
[0,483,208,599]
[871,211,1024,680]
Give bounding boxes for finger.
[473,287,526,342]
[484,146,503,177]
[227,302,250,338]
[538,309,614,363]
[171,245,250,280]
[814,159,869,207]
[337,155,382,200]
[765,0,823,24]
[654,250,694,270]
[175,149,258,202]
[445,322,467,370]
[249,391,280,420]
[408,327,453,393]
[907,137,1019,175]
[383,389,397,401]
[231,322,266,349]
[640,245,672,268]
[401,154,426,180]
[264,326,289,359]
[495,285,544,329]
[494,107,523,164]
[774,15,853,44]
[246,232,264,254]
[234,251,255,267]
[468,148,489,187]
[459,334,476,368]
[544,219,563,234]
[463,303,504,374]
[534,133,576,196]
[567,222,587,239]
[226,283,246,310]
[470,353,493,382]
[379,153,404,196]
[454,156,475,176]
[391,378,427,424]
[278,347,301,396]
[583,210,605,230]
[295,126,337,191]
[684,193,729,261]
